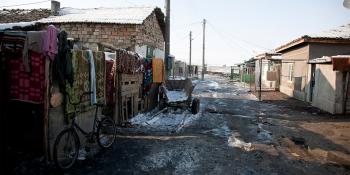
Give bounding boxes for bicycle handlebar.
[65,91,93,106]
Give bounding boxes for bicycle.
[53,91,116,170]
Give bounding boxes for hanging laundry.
[53,30,74,88]
[1,31,30,72]
[8,50,45,103]
[104,52,116,61]
[43,25,58,61]
[105,52,116,106]
[93,51,106,104]
[86,50,97,105]
[27,31,46,54]
[152,58,164,83]
[143,58,153,96]
[65,50,90,114]
[115,49,143,74]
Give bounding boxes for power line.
[207,21,253,53]
[208,22,270,50]
[172,33,189,41]
[207,21,271,51]
[0,0,50,8]
[172,21,202,32]
[123,0,137,6]
[207,21,254,56]
[173,21,202,28]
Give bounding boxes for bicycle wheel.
[97,118,116,148]
[53,128,80,170]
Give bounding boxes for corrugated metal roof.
[276,24,350,52]
[37,6,158,24]
[308,23,350,39]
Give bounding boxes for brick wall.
[54,23,137,50]
[136,12,165,50]
[49,11,164,51]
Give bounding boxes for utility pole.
[201,19,206,81]
[189,31,193,77]
[259,59,262,101]
[164,0,170,80]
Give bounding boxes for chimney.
[51,0,60,16]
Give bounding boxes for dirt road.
[26,75,350,174]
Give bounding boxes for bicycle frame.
[53,91,115,170]
[70,105,101,141]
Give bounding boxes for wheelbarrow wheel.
[191,98,200,114]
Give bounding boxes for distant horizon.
[1,0,350,66]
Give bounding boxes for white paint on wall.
[154,48,164,59]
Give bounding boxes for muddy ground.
[9,75,350,175]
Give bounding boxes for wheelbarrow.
[159,78,200,114]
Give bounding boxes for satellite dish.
[344,0,350,9]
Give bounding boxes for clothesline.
[0,25,166,109]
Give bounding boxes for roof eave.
[275,36,308,53]
[276,36,350,53]
[37,21,142,25]
[254,52,281,60]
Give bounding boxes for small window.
[287,63,294,82]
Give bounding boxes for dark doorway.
[310,64,316,102]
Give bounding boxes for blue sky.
[2,0,350,65]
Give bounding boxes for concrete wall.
[307,43,350,102]
[311,64,345,114]
[48,106,100,158]
[280,44,309,101]
[309,43,350,59]
[255,59,280,91]
[280,42,350,102]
